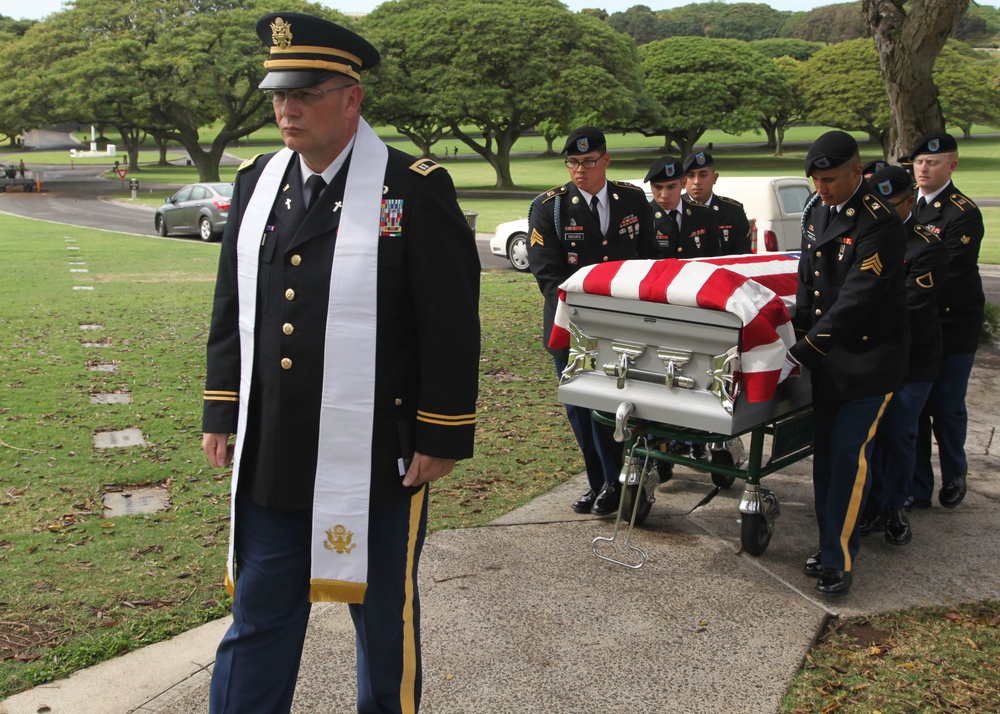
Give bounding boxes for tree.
[801,38,891,153]
[608,5,670,45]
[364,0,647,188]
[934,42,1000,139]
[705,3,786,41]
[782,3,869,44]
[758,56,807,155]
[639,37,786,157]
[862,0,970,161]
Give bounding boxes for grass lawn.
[0,215,578,698]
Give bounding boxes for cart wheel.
[621,484,652,526]
[740,514,772,556]
[709,449,737,489]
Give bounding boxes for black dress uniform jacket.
[706,194,752,255]
[203,147,481,511]
[527,181,660,355]
[653,197,720,258]
[901,215,949,382]
[790,185,908,402]
[913,181,984,354]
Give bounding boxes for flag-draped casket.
[553,253,811,436]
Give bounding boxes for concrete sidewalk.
[3,355,999,714]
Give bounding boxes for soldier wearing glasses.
[527,127,660,516]
[201,13,480,713]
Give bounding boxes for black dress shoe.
[903,495,932,510]
[817,569,852,597]
[884,508,912,546]
[572,489,597,514]
[803,550,824,578]
[591,483,621,516]
[857,510,885,535]
[939,477,967,509]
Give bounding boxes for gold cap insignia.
[271,18,293,47]
[323,524,356,554]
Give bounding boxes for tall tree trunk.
[760,120,777,149]
[775,126,785,157]
[863,0,970,161]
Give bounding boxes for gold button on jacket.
[280,357,292,369]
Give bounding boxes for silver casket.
[556,276,812,437]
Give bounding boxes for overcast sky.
[12,0,996,23]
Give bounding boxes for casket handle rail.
[601,340,696,391]
[709,346,741,414]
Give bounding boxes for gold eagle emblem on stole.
[324,525,356,554]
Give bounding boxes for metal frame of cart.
[591,402,814,568]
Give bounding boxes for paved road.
[1,164,996,303]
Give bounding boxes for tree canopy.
[639,36,786,157]
[801,38,891,153]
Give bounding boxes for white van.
[490,175,813,271]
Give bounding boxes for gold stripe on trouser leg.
[839,393,893,571]
[400,486,426,714]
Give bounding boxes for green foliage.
[363,0,646,188]
[706,3,786,41]
[639,37,787,156]
[984,301,1000,346]
[935,41,1000,138]
[780,2,868,44]
[801,38,890,152]
[749,37,824,61]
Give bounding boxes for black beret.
[257,12,381,89]
[862,159,888,176]
[683,151,714,173]
[562,127,606,155]
[869,166,915,200]
[804,130,858,176]
[644,156,684,183]
[910,131,958,158]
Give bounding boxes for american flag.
[550,253,800,403]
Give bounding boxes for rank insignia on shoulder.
[409,159,442,176]
[950,194,973,210]
[611,180,642,192]
[914,224,935,242]
[238,154,263,172]
[961,235,971,244]
[863,197,886,216]
[860,253,883,276]
[542,185,567,203]
[530,227,544,246]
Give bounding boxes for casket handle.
[604,340,646,389]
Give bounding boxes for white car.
[489,176,812,271]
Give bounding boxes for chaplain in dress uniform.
[908,131,984,511]
[861,166,948,547]
[526,127,660,516]
[645,155,721,258]
[783,130,908,597]
[682,151,752,254]
[200,13,480,713]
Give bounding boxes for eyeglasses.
[564,154,605,169]
[264,84,355,106]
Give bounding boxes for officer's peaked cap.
[562,127,606,155]
[682,151,714,173]
[644,156,684,183]
[868,166,915,200]
[910,131,958,158]
[256,12,381,90]
[804,130,858,176]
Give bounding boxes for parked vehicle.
[154,182,233,241]
[489,176,812,271]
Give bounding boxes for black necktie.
[829,206,838,222]
[916,196,927,216]
[305,174,326,211]
[667,209,680,240]
[589,195,600,222]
